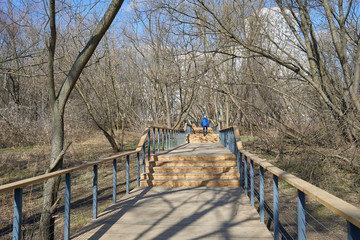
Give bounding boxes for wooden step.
[150,155,235,161]
[147,166,238,173]
[142,172,240,180]
[140,179,241,187]
[147,160,237,167]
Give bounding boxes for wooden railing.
[0,126,186,240]
[219,126,360,240]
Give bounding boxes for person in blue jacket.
[201,117,209,136]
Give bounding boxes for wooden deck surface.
[153,143,235,157]
[72,143,273,239]
[72,187,273,240]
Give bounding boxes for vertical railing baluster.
[113,159,117,203]
[152,128,156,154]
[93,165,98,219]
[170,130,172,148]
[157,128,160,152]
[347,221,360,240]
[165,129,168,150]
[126,155,130,194]
[142,145,146,173]
[250,159,254,206]
[137,152,140,187]
[162,129,164,151]
[260,166,264,222]
[239,152,243,188]
[168,130,170,149]
[236,149,240,174]
[64,173,71,240]
[298,190,306,240]
[244,155,248,196]
[173,130,175,146]
[147,131,150,158]
[273,174,279,240]
[13,188,22,240]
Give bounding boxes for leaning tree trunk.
[39,0,125,239]
[40,105,64,240]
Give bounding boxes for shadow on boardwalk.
[72,187,272,240]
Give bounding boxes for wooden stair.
[140,144,240,187]
[188,124,219,143]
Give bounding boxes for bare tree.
[39,0,125,238]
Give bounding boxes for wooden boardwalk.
[72,143,273,239]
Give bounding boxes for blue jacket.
[201,117,209,127]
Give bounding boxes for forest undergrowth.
[0,129,141,240]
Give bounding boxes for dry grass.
[242,135,360,239]
[0,129,142,240]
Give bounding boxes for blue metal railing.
[0,126,185,240]
[219,126,360,240]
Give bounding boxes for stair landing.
[72,187,273,239]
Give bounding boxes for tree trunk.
[40,104,64,239]
[39,0,125,238]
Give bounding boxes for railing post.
[347,221,360,240]
[13,188,22,240]
[244,155,248,196]
[273,174,279,240]
[147,131,150,158]
[142,145,146,173]
[165,129,168,150]
[93,165,98,219]
[112,159,117,203]
[64,173,71,240]
[250,159,254,206]
[157,128,160,152]
[137,152,140,187]
[239,152,243,188]
[260,166,265,223]
[152,128,156,154]
[126,155,130,194]
[170,130,173,148]
[298,190,306,240]
[168,130,170,149]
[236,150,240,173]
[162,129,164,151]
[173,130,175,146]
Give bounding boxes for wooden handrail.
[0,150,138,194]
[0,126,183,195]
[222,125,360,229]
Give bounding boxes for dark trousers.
[203,126,208,135]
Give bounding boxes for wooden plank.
[72,187,273,239]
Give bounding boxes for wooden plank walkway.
[72,143,273,239]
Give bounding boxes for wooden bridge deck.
[72,143,273,239]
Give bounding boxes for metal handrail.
[219,126,360,239]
